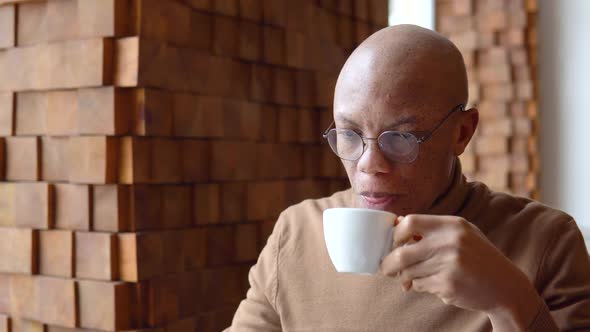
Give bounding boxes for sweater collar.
[424,157,470,217]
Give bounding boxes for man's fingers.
[381,240,433,276]
[394,214,457,246]
[409,273,439,294]
[399,257,441,287]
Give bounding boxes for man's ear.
[454,108,479,156]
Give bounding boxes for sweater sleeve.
[529,219,590,331]
[223,215,283,332]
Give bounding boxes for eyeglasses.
[322,104,467,163]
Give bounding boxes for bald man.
[226,25,590,331]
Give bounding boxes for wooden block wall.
[0,0,385,330]
[436,0,539,198]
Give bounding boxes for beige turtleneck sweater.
[225,163,590,331]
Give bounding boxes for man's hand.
[380,214,541,331]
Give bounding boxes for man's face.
[334,74,460,216]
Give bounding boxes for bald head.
[335,24,468,116]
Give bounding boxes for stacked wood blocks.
[436,0,539,198]
[0,0,388,331]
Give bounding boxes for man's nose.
[356,139,392,175]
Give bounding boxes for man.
[226,25,590,331]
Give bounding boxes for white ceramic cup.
[323,208,396,275]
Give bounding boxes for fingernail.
[394,216,403,226]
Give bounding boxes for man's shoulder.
[281,187,354,220]
[475,182,575,234]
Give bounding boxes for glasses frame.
[322,104,468,162]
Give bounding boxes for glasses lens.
[327,129,363,160]
[379,132,419,163]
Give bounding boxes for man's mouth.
[359,192,402,209]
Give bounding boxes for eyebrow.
[335,115,419,131]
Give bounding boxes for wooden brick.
[212,15,238,56]
[162,185,192,229]
[162,231,184,274]
[247,181,285,220]
[0,183,15,226]
[0,314,8,332]
[78,280,137,331]
[69,136,118,184]
[130,184,162,231]
[273,68,295,105]
[165,1,193,48]
[11,319,44,332]
[368,0,388,26]
[118,232,164,282]
[78,86,131,135]
[239,0,262,21]
[0,38,113,91]
[255,143,281,179]
[194,183,220,225]
[54,184,91,230]
[93,184,131,232]
[206,226,234,266]
[188,10,212,51]
[151,138,182,183]
[263,26,285,65]
[15,182,53,229]
[449,30,478,51]
[15,1,46,46]
[41,137,70,182]
[9,274,39,320]
[181,139,210,183]
[0,5,15,49]
[119,137,151,184]
[481,84,514,101]
[298,109,319,143]
[214,0,238,15]
[475,135,509,155]
[277,107,299,143]
[250,64,273,102]
[75,231,118,280]
[5,136,40,181]
[478,47,509,66]
[354,20,371,45]
[134,89,173,136]
[499,29,524,46]
[39,230,73,278]
[142,275,181,326]
[182,229,206,271]
[479,117,513,136]
[166,317,197,332]
[262,0,286,26]
[17,0,131,46]
[234,223,259,262]
[438,15,473,34]
[0,228,36,274]
[476,10,507,30]
[198,267,243,310]
[114,37,140,87]
[45,90,78,136]
[239,20,262,61]
[210,141,256,181]
[0,92,13,136]
[38,277,76,328]
[478,64,511,83]
[315,72,337,107]
[15,92,46,135]
[0,138,3,180]
[220,182,247,222]
[259,105,278,142]
[354,0,369,20]
[174,94,224,137]
[285,31,305,68]
[0,275,9,313]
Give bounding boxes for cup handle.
[381,226,394,261]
